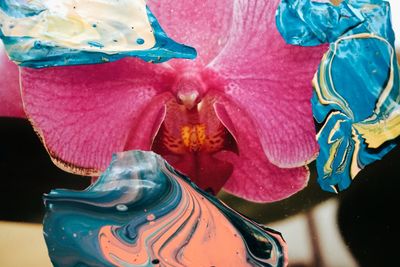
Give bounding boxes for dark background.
[0,117,398,266]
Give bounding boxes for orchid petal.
[214,100,309,203]
[0,44,24,118]
[20,59,174,175]
[208,0,326,168]
[0,0,196,68]
[148,0,233,65]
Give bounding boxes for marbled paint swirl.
[277,0,400,193]
[0,0,196,68]
[43,151,288,267]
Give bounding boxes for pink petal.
[214,100,309,203]
[20,59,174,175]
[147,0,233,65]
[208,0,327,168]
[0,45,25,118]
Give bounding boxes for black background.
[0,117,398,266]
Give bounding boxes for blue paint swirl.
[0,1,196,68]
[277,0,400,192]
[43,151,287,266]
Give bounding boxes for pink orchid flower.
[0,0,325,202]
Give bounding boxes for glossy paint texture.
[43,150,288,267]
[277,0,400,192]
[0,0,196,67]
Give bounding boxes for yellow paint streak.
[330,185,339,193]
[313,42,354,118]
[314,33,398,121]
[350,128,362,179]
[319,113,348,178]
[180,124,207,151]
[353,108,400,148]
[323,135,341,176]
[316,32,400,149]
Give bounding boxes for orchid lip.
[150,95,239,194]
[152,97,239,155]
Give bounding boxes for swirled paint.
[277,0,400,193]
[43,150,288,267]
[0,0,196,68]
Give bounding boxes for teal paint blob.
[0,2,196,68]
[87,41,104,48]
[276,0,400,193]
[43,151,287,267]
[136,38,145,45]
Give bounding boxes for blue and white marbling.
[277,0,400,193]
[0,0,196,68]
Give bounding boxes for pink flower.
[0,0,325,202]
